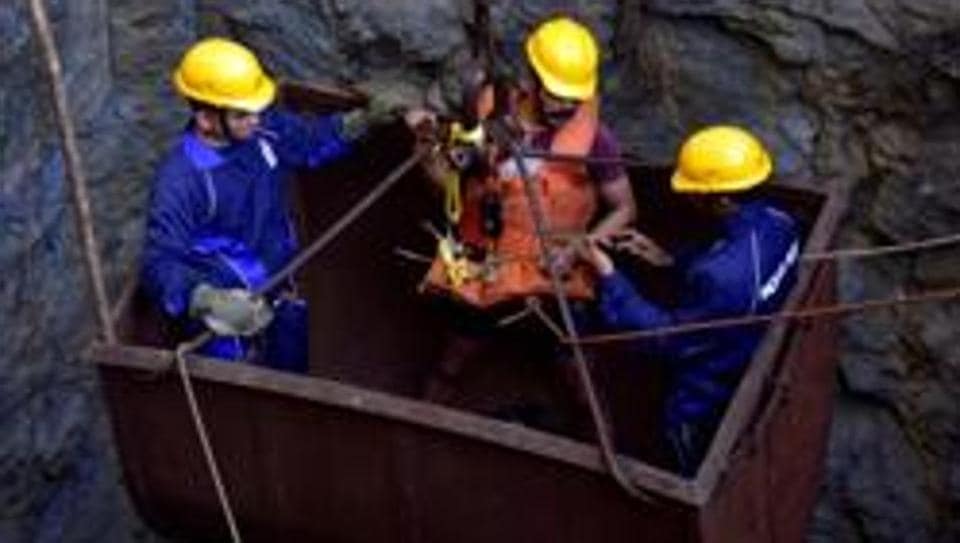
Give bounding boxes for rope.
[521,148,655,169]
[802,232,960,262]
[257,148,428,295]
[174,338,243,543]
[28,0,117,344]
[526,297,566,340]
[489,120,650,501]
[393,247,434,264]
[568,285,960,346]
[168,148,427,364]
[495,297,566,340]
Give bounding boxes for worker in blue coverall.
[141,38,406,373]
[580,126,801,476]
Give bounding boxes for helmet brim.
[670,151,773,194]
[173,71,277,113]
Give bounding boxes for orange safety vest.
[424,99,600,308]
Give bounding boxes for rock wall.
[0,0,190,541]
[0,0,958,541]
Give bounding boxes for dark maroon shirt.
[530,122,627,186]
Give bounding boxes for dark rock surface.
[1,0,958,541]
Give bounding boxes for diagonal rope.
[28,0,116,344]
[164,142,429,540]
[257,148,429,295]
[169,146,430,366]
[802,232,960,262]
[568,285,960,346]
[175,337,243,543]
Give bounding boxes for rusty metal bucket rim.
[89,341,697,503]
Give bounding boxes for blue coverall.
[141,108,354,372]
[596,201,800,475]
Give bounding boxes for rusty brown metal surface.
[92,80,843,541]
[91,188,838,543]
[695,181,845,501]
[95,345,695,542]
[763,261,838,543]
[698,262,839,543]
[279,80,368,113]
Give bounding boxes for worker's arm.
[588,126,637,238]
[403,108,471,192]
[260,108,354,169]
[140,160,211,317]
[595,265,733,359]
[591,174,637,239]
[421,151,457,192]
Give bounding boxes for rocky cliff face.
[0,1,189,541]
[1,1,957,541]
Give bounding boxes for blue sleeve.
[260,108,354,169]
[140,159,208,317]
[597,269,737,359]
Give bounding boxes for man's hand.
[404,107,437,132]
[341,90,421,141]
[576,239,616,277]
[600,229,674,267]
[189,284,274,337]
[544,244,579,277]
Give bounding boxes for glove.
[189,283,274,337]
[341,92,415,141]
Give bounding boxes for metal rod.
[569,285,960,346]
[168,147,430,370]
[257,147,429,295]
[489,121,649,500]
[28,0,117,344]
[520,148,655,169]
[802,231,960,262]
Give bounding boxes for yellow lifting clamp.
[443,170,463,224]
[449,121,486,147]
[437,234,473,288]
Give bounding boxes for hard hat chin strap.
[217,109,240,145]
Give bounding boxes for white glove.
[189,284,274,337]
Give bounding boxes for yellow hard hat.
[671,126,774,193]
[173,38,277,113]
[525,17,599,101]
